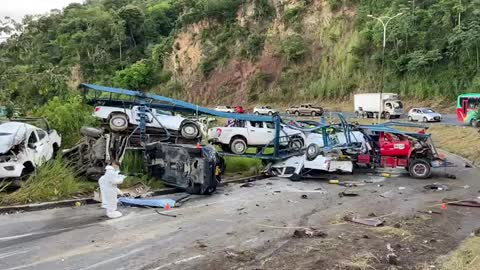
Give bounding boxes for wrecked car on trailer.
[0,121,61,183]
[269,120,452,179]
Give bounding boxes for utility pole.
[367,13,403,122]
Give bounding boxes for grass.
[439,236,480,270]
[340,252,378,270]
[372,226,414,241]
[120,150,164,190]
[0,158,93,206]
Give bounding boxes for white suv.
[214,106,234,113]
[0,121,61,182]
[93,106,201,140]
[207,120,305,155]
[253,106,277,115]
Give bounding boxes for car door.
[26,130,43,165]
[413,109,422,121]
[36,129,53,162]
[246,121,270,145]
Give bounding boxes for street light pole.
[367,13,403,122]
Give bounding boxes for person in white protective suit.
[98,162,126,218]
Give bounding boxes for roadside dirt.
[199,209,476,270]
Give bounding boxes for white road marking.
[151,254,205,270]
[0,249,31,259]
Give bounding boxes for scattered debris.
[368,212,377,217]
[339,191,359,197]
[473,228,480,237]
[121,183,152,198]
[344,215,384,227]
[301,194,308,199]
[240,183,254,188]
[445,174,457,179]
[418,210,442,215]
[380,191,394,198]
[293,228,328,238]
[386,243,399,265]
[398,187,406,190]
[463,185,470,189]
[424,183,449,191]
[446,200,480,208]
[236,207,245,211]
[155,209,177,218]
[266,182,273,185]
[118,197,176,208]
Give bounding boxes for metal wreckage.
[63,84,452,195]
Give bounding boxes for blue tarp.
[118,197,176,208]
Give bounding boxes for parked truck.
[354,93,404,119]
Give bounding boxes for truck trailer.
[354,93,404,119]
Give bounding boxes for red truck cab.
[379,132,412,157]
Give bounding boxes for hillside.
[0,0,479,109]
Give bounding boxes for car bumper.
[0,162,24,178]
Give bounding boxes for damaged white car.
[269,129,368,178]
[0,121,61,182]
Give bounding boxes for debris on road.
[121,183,152,198]
[445,174,457,179]
[301,194,308,199]
[339,191,359,197]
[155,209,177,217]
[344,215,384,227]
[293,227,328,238]
[119,197,176,208]
[424,183,449,191]
[386,243,399,265]
[240,182,254,188]
[444,199,480,208]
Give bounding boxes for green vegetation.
[0,158,93,205]
[439,236,480,270]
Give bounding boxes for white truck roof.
[0,122,37,154]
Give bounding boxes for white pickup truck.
[0,121,61,183]
[207,120,305,154]
[253,106,277,115]
[93,106,201,140]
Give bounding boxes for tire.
[311,111,316,116]
[109,113,129,132]
[367,112,374,118]
[295,111,300,117]
[289,137,304,151]
[423,117,428,123]
[255,111,260,115]
[80,127,103,138]
[230,138,247,155]
[408,116,413,122]
[180,122,200,139]
[471,119,480,128]
[306,143,319,161]
[384,112,391,119]
[268,111,273,116]
[409,159,432,179]
[355,111,359,118]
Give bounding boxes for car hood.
[0,122,35,154]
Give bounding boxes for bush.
[0,158,88,205]
[113,60,156,90]
[34,96,97,148]
[240,33,266,60]
[276,35,307,62]
[283,5,305,25]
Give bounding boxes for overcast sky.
[2,0,84,22]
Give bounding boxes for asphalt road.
[0,153,478,270]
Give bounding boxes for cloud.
[2,0,84,22]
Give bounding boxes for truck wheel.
[408,116,413,122]
[311,111,316,116]
[409,159,432,179]
[268,111,273,116]
[289,137,304,151]
[80,127,104,138]
[295,111,300,117]
[367,112,373,118]
[423,117,428,123]
[230,138,247,155]
[384,112,391,119]
[180,122,200,139]
[109,113,128,132]
[255,111,260,115]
